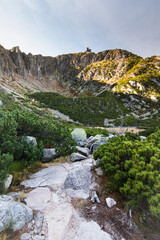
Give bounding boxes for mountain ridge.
[0,44,160,100]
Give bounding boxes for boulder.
[71,128,87,144]
[90,135,110,153]
[106,197,116,208]
[64,165,92,199]
[85,136,98,148]
[76,146,90,157]
[42,148,58,163]
[4,174,13,191]
[0,195,33,232]
[26,136,37,146]
[70,153,87,162]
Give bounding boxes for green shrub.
[84,128,109,137]
[93,129,160,218]
[0,152,13,193]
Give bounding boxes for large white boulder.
[71,128,87,144]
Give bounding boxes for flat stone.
[76,146,90,157]
[73,220,112,240]
[44,203,78,240]
[21,165,68,188]
[32,236,45,240]
[25,187,52,211]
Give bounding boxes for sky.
[0,0,159,58]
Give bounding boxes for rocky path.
[18,158,113,240]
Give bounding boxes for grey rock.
[70,152,87,162]
[64,166,92,199]
[20,233,31,240]
[73,220,112,240]
[79,141,87,147]
[140,136,146,141]
[106,197,117,208]
[34,212,44,234]
[4,174,13,191]
[90,135,109,153]
[21,165,68,188]
[26,136,37,146]
[32,236,45,240]
[91,191,100,203]
[86,136,98,148]
[71,128,87,144]
[0,196,33,232]
[0,100,3,106]
[95,167,103,176]
[76,146,90,157]
[42,148,58,163]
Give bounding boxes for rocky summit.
[0,44,160,99]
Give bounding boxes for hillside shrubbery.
[94,129,160,219]
[0,109,76,192]
[29,92,128,126]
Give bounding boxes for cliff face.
[0,44,160,99]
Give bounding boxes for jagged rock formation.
[0,44,160,99]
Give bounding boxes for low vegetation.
[94,129,160,220]
[29,91,129,126]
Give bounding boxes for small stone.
[20,233,31,240]
[4,174,13,191]
[95,167,103,176]
[106,197,116,208]
[91,191,100,203]
[70,152,87,162]
[76,146,90,157]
